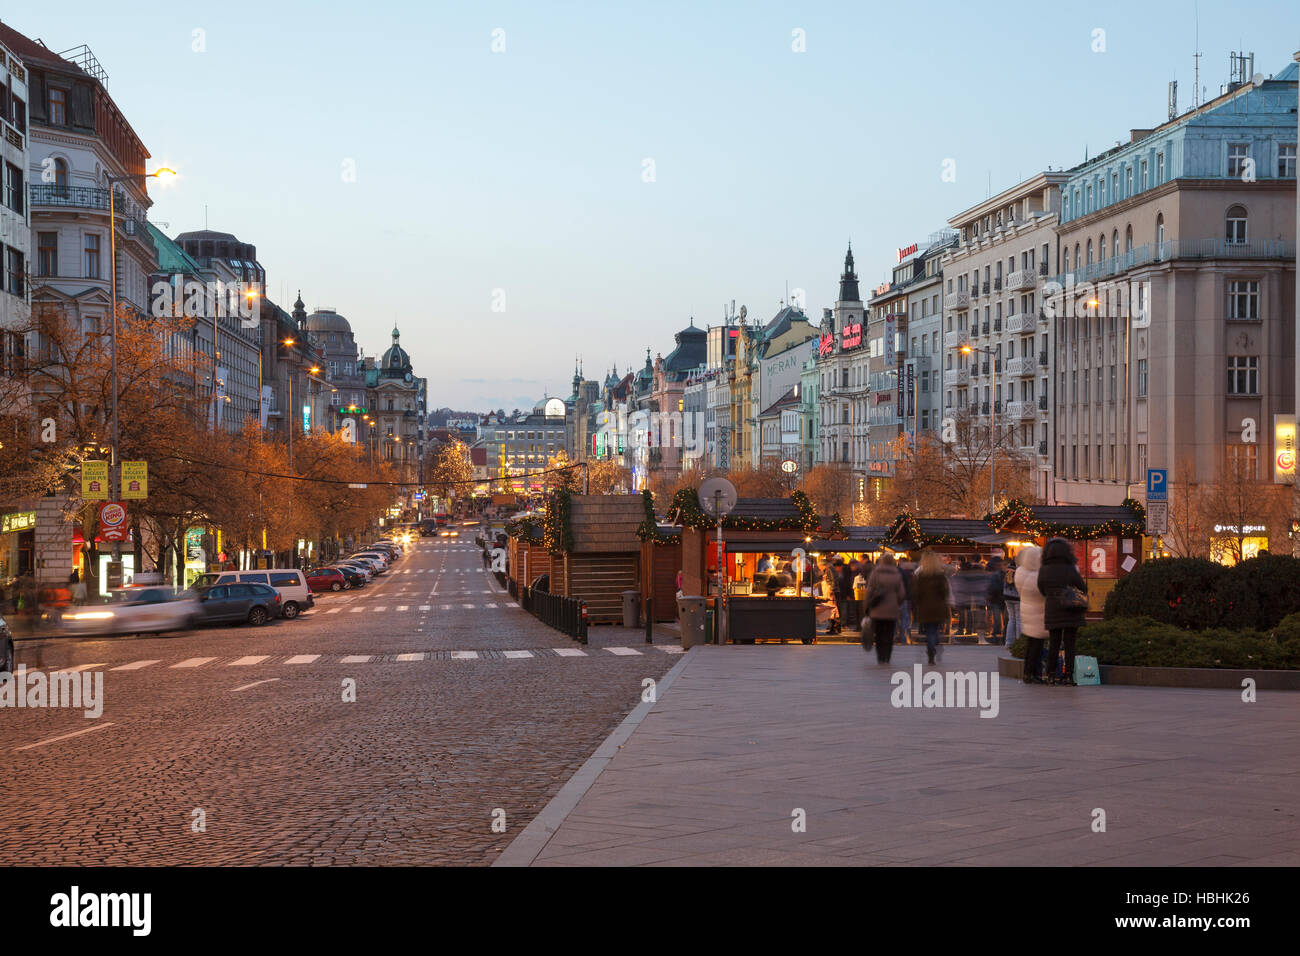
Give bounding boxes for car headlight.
[68,611,115,620]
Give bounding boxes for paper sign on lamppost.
[121,461,148,499]
[81,461,109,499]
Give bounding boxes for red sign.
[818,333,834,357]
[841,323,862,349]
[896,243,918,263]
[98,502,130,542]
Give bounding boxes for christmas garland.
[888,511,978,547]
[543,487,575,554]
[504,515,543,541]
[636,489,681,545]
[988,497,1146,538]
[670,488,826,533]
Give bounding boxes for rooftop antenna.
[1168,78,1178,120]
[204,204,208,230]
[1193,2,1201,108]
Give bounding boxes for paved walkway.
[497,644,1300,866]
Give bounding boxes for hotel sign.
[896,243,918,263]
[841,323,862,349]
[1275,414,1296,484]
[818,333,834,357]
[1,511,35,534]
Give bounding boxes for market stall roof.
[886,516,996,548]
[988,500,1146,536]
[733,497,800,520]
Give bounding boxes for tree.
[801,465,855,521]
[426,439,473,502]
[546,449,581,493]
[928,408,1035,517]
[1163,457,1209,558]
[1200,452,1288,564]
[587,457,632,495]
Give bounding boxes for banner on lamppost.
[98,501,130,542]
[121,461,148,499]
[1274,414,1296,484]
[81,461,109,499]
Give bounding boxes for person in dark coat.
[833,559,853,633]
[985,557,1007,644]
[863,553,906,664]
[1036,537,1088,685]
[912,550,950,665]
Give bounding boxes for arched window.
[1064,248,1070,271]
[1086,239,1093,265]
[1226,205,1248,245]
[54,158,69,193]
[1155,214,1165,249]
[1098,234,1106,261]
[1125,224,1133,252]
[1112,230,1119,258]
[1074,243,1081,272]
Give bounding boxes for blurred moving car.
[193,582,282,626]
[193,569,314,619]
[438,529,460,537]
[45,587,201,637]
[306,567,348,592]
[1,615,13,673]
[419,519,437,537]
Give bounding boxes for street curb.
[491,647,697,867]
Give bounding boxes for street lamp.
[958,342,1002,514]
[105,166,176,570]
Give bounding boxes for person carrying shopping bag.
[863,553,906,664]
[1036,538,1088,686]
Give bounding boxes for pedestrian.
[833,558,854,633]
[756,552,773,573]
[1015,545,1046,683]
[863,552,906,664]
[1003,555,1021,648]
[1037,538,1088,686]
[951,559,985,636]
[912,549,950,665]
[897,555,916,642]
[985,556,1006,644]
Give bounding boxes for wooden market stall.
[987,499,1146,615]
[564,494,645,623]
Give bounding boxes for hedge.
[1103,555,1300,631]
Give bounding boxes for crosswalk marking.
[502,650,532,659]
[340,655,371,664]
[553,648,587,657]
[395,653,423,662]
[284,654,320,664]
[396,605,409,611]
[172,657,216,668]
[111,660,160,671]
[461,603,475,609]
[418,605,431,611]
[660,646,686,655]
[350,607,366,613]
[325,608,343,615]
[51,662,106,674]
[604,647,642,656]
[450,651,478,660]
[373,606,387,612]
[230,655,270,666]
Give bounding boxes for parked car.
[306,567,348,592]
[194,582,282,626]
[349,552,391,572]
[1,615,14,673]
[329,564,369,587]
[331,561,373,583]
[364,542,400,557]
[192,569,314,619]
[45,587,202,637]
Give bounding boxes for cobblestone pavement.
[0,534,679,865]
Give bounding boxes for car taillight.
[275,595,281,602]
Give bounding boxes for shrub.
[1076,617,1300,669]
[1216,555,1300,631]
[1103,558,1227,629]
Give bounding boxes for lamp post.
[106,166,175,568]
[958,342,1001,514]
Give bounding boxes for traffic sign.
[1146,468,1167,501]
[1146,500,1168,535]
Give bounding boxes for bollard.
[579,602,589,645]
[645,596,653,643]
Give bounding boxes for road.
[0,530,680,865]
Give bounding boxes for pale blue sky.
[12,1,1300,410]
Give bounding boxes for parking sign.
[1146,468,1167,501]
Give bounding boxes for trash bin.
[622,590,641,628]
[677,596,706,648]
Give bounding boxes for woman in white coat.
[1014,545,1048,684]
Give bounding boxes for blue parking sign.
[1146,468,1167,501]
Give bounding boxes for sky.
[12,1,1300,411]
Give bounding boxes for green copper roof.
[147,222,203,275]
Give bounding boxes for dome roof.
[381,325,412,375]
[306,308,351,334]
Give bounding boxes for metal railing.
[1047,238,1297,287]
[521,585,588,643]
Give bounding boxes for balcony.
[1047,238,1298,287]
[1005,268,1037,292]
[944,290,970,311]
[29,184,150,235]
[943,330,966,349]
[980,361,990,375]
[981,282,990,295]
[980,402,990,415]
[1005,401,1035,420]
[993,318,1002,333]
[1004,313,1033,334]
[981,322,990,336]
[954,368,970,386]
[1007,356,1036,376]
[1039,263,1050,277]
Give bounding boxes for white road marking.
[15,722,116,752]
[604,647,642,656]
[350,607,366,613]
[502,650,532,659]
[340,655,371,663]
[111,659,160,671]
[325,608,343,615]
[396,605,409,611]
[553,648,587,657]
[284,654,320,664]
[462,603,475,609]
[659,646,686,654]
[373,606,387,612]
[418,605,431,611]
[230,655,270,666]
[232,678,280,692]
[450,651,478,660]
[172,657,217,668]
[51,662,106,674]
[395,653,423,662]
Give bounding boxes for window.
[1155,214,1165,248]
[1141,160,1148,190]
[1228,143,1249,178]
[2,162,20,214]
[4,247,22,296]
[49,88,67,125]
[1226,204,1247,245]
[1226,443,1259,480]
[1125,166,1133,196]
[1227,356,1259,395]
[37,232,57,277]
[1227,281,1259,320]
[1137,359,1148,397]
[83,233,100,278]
[1281,144,1298,178]
[1156,152,1165,183]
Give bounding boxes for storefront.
[0,508,37,584]
[1208,524,1270,565]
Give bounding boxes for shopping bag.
[859,617,874,652]
[1074,655,1100,685]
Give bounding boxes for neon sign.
[818,333,834,358]
[841,323,862,349]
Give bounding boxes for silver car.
[46,587,201,637]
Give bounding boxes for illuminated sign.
[818,333,834,357]
[341,404,369,415]
[896,243,918,263]
[1,511,35,534]
[841,323,862,349]
[1275,415,1296,484]
[81,461,108,500]
[303,405,312,433]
